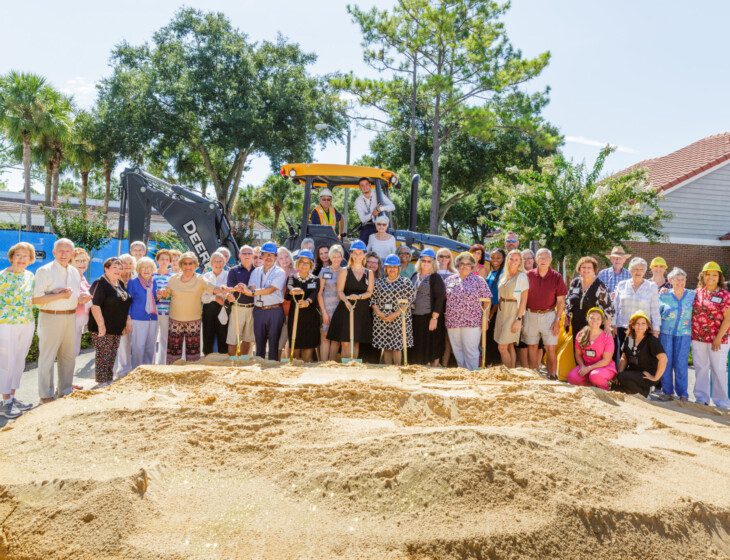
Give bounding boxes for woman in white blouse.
[366,215,397,260]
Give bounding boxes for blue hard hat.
[420,248,436,260]
[261,242,278,255]
[350,240,367,252]
[297,249,314,262]
[383,254,400,267]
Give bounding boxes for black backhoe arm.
[118,168,239,265]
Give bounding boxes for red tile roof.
[622,132,730,192]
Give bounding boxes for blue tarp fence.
[0,230,162,280]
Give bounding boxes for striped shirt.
[612,279,661,330]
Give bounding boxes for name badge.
[383,303,393,311]
[323,272,333,280]
[255,301,263,308]
[585,349,596,358]
[710,296,723,304]
[307,282,317,289]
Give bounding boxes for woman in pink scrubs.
[567,307,617,390]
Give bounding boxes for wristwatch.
[516,316,523,321]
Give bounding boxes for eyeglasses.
[321,197,332,201]
[458,262,473,268]
[421,259,433,264]
[437,255,450,260]
[506,238,518,243]
[376,223,387,227]
[241,252,253,256]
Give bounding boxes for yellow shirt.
[167,273,215,322]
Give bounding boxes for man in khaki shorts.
[226,245,256,355]
[522,248,566,379]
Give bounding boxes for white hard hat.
[318,188,334,199]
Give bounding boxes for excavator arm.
[118,168,239,265]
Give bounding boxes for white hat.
[318,188,334,199]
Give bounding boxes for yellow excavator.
[280,163,469,256]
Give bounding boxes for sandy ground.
[0,356,728,560]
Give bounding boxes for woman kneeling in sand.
[566,307,616,390]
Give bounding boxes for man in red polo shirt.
[522,248,566,378]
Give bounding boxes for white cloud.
[565,135,639,155]
[60,76,97,108]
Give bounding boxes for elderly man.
[226,245,256,357]
[238,242,287,360]
[216,246,232,268]
[310,188,344,237]
[397,245,416,278]
[598,246,632,296]
[129,240,147,261]
[355,177,395,242]
[522,248,567,378]
[504,231,519,252]
[32,238,88,403]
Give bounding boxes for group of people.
[1,228,728,420]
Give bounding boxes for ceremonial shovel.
[480,297,492,369]
[397,299,410,366]
[281,291,303,363]
[341,299,362,363]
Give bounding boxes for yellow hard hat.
[629,310,651,325]
[701,261,722,273]
[586,306,605,318]
[650,257,667,268]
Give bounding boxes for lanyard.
[258,266,276,304]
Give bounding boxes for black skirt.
[327,300,373,344]
[411,314,446,364]
[287,305,321,350]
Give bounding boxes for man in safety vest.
[310,188,344,237]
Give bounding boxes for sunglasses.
[321,197,332,201]
[506,238,518,243]
[437,255,450,259]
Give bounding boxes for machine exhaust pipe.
[409,174,420,232]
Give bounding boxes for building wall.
[625,240,730,283]
[659,161,730,240]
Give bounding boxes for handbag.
[217,304,229,325]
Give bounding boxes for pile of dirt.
[0,362,728,559]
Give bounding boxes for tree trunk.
[429,96,442,234]
[81,171,89,206]
[409,52,418,180]
[103,166,112,213]
[201,181,208,198]
[22,135,31,230]
[44,162,52,206]
[51,158,60,207]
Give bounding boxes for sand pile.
[0,358,729,559]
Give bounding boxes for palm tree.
[234,186,271,241]
[68,110,97,206]
[261,174,297,237]
[0,71,61,229]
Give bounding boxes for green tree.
[98,8,344,213]
[260,174,298,236]
[0,72,65,228]
[44,203,110,252]
[487,147,670,270]
[344,0,550,233]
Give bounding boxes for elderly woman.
[410,248,446,366]
[612,257,661,362]
[114,253,137,378]
[649,257,671,290]
[469,244,488,278]
[88,258,132,386]
[444,251,491,371]
[327,240,374,360]
[565,256,614,335]
[318,244,345,361]
[371,254,416,365]
[71,248,92,358]
[691,262,730,408]
[617,311,667,397]
[436,248,456,278]
[127,256,159,368]
[201,251,229,355]
[397,245,415,278]
[656,267,695,401]
[169,249,182,274]
[157,252,228,363]
[521,249,535,272]
[494,249,529,368]
[367,215,397,260]
[286,250,321,362]
[0,242,37,418]
[153,249,173,364]
[566,307,617,390]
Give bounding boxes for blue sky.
[2,0,729,190]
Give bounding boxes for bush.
[25,308,92,364]
[43,203,110,252]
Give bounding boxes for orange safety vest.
[313,205,337,227]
